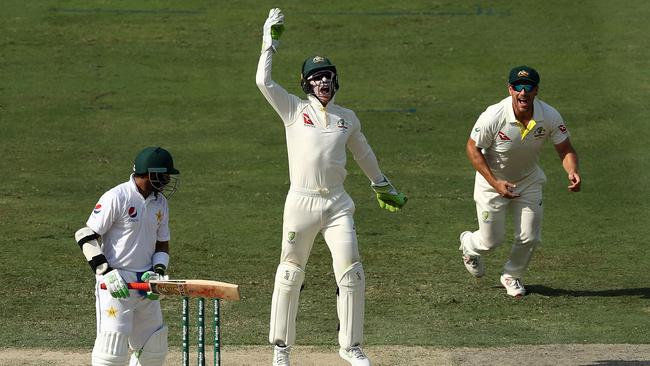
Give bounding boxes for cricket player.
[74,147,180,365]
[256,8,407,366]
[459,66,581,297]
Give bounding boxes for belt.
[289,185,344,197]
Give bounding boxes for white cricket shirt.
[256,48,384,191]
[86,175,170,272]
[470,96,570,184]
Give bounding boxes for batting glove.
[140,271,168,301]
[371,178,408,212]
[262,8,285,53]
[103,269,130,299]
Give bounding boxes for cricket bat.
[100,279,240,301]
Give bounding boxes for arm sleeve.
[256,47,300,126]
[157,200,171,242]
[548,108,571,145]
[347,113,384,184]
[470,110,499,149]
[85,191,120,236]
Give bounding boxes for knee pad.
[336,262,365,349]
[269,262,305,347]
[92,331,129,366]
[128,326,168,366]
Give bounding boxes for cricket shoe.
[339,346,371,366]
[500,274,526,297]
[273,345,291,366]
[459,231,485,278]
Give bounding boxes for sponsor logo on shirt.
[93,204,102,214]
[128,206,138,218]
[498,132,511,141]
[558,124,567,133]
[303,113,315,127]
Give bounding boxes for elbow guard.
[75,227,112,275]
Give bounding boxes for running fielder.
[256,8,407,366]
[74,147,180,365]
[459,66,581,297]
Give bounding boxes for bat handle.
[99,282,151,291]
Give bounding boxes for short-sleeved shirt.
[470,96,570,184]
[86,175,170,272]
[256,49,383,190]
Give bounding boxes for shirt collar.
[506,97,545,124]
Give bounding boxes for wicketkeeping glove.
[262,8,285,53]
[103,269,130,299]
[140,271,169,301]
[371,178,408,212]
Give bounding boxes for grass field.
[1,0,649,358]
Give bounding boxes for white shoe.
[273,345,290,366]
[459,231,484,278]
[339,346,371,366]
[500,274,526,297]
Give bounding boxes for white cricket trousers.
[95,270,164,350]
[280,186,361,276]
[463,178,544,278]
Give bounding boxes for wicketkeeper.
[256,8,407,366]
[74,147,180,365]
[459,66,581,297]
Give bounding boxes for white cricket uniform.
[257,47,383,348]
[463,96,570,278]
[86,174,170,351]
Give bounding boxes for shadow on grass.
[580,361,650,366]
[527,285,650,299]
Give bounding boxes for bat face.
[149,280,240,301]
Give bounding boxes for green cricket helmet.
[133,147,180,199]
[300,55,339,95]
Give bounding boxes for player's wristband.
[152,252,169,275]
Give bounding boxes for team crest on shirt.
[303,113,315,127]
[337,119,348,131]
[93,204,102,214]
[533,126,546,139]
[287,231,296,244]
[482,211,489,221]
[558,124,567,133]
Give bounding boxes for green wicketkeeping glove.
[262,8,285,52]
[371,179,408,212]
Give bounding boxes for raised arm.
[255,8,298,123]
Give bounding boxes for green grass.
[1,0,649,350]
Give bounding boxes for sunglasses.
[511,84,536,92]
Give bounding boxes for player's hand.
[494,180,520,199]
[371,178,408,212]
[568,172,581,192]
[102,269,130,299]
[140,271,169,301]
[262,8,285,53]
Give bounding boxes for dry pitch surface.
[1,344,650,365]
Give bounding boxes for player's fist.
[262,8,285,52]
[140,271,169,300]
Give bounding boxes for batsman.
[256,8,407,366]
[74,147,180,366]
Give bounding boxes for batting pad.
[336,262,365,349]
[269,262,305,347]
[92,330,129,366]
[128,325,168,366]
